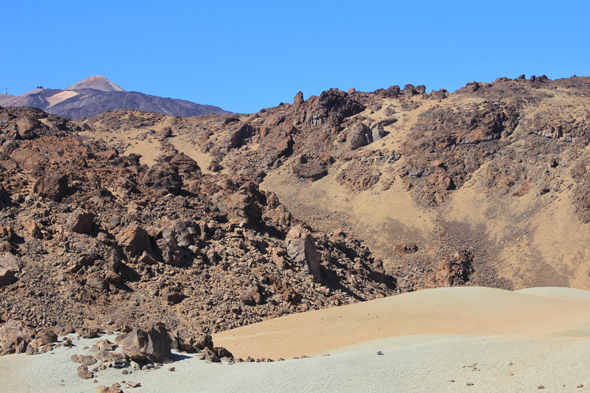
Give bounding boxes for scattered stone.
[77,365,94,380]
[96,386,123,393]
[71,354,97,365]
[124,380,141,388]
[376,351,383,355]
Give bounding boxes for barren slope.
[78,75,590,292]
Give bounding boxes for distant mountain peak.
[65,75,125,92]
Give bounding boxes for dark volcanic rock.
[67,211,94,233]
[116,225,153,258]
[142,163,183,195]
[286,225,322,280]
[118,323,173,363]
[34,172,68,201]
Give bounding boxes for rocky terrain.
[0,76,230,120]
[0,104,393,355]
[1,74,590,360]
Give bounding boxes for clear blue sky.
[2,1,589,113]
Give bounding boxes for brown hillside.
[0,74,589,354]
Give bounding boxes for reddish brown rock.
[122,345,149,363]
[33,172,68,201]
[118,323,173,363]
[348,123,373,150]
[67,210,94,233]
[71,354,97,366]
[291,153,329,181]
[77,365,93,379]
[286,225,322,280]
[116,225,153,258]
[226,123,255,149]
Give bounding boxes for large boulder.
[226,123,255,149]
[117,323,173,363]
[348,123,373,149]
[259,122,295,159]
[116,225,153,258]
[285,225,322,280]
[169,153,201,177]
[33,172,68,201]
[0,321,31,353]
[66,210,94,233]
[212,191,262,226]
[371,123,389,141]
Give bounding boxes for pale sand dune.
[213,287,590,359]
[2,287,590,393]
[516,286,590,300]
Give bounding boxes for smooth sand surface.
[213,286,590,359]
[2,286,590,393]
[515,286,590,300]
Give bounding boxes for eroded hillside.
[1,75,590,344]
[78,75,590,292]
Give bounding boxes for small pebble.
[466,382,474,386]
[448,379,455,382]
[376,351,383,356]
[168,367,175,372]
[538,386,545,390]
[578,384,584,388]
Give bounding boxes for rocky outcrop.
[286,226,322,280]
[33,172,69,201]
[348,123,373,150]
[291,152,333,181]
[117,323,173,363]
[436,251,474,287]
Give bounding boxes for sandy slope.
[213,287,590,359]
[2,287,590,393]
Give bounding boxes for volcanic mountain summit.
[65,75,125,92]
[0,76,230,120]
